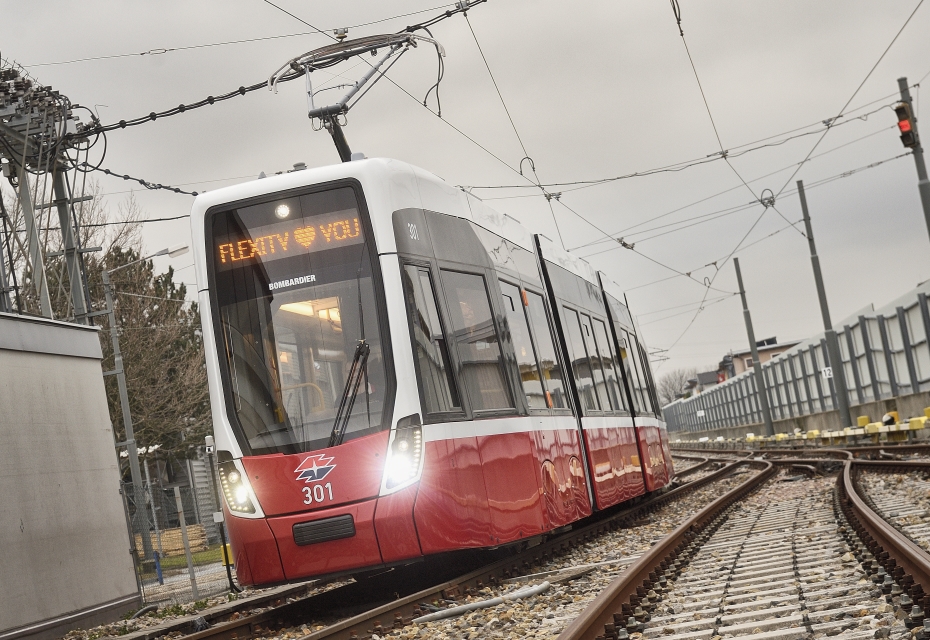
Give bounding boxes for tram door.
[401,261,494,551]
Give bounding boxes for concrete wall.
[0,313,140,639]
[670,389,930,441]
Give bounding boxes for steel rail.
[671,442,930,459]
[839,459,930,613]
[852,459,930,470]
[295,460,748,640]
[153,462,747,640]
[669,457,709,479]
[557,460,775,640]
[673,446,853,460]
[843,443,930,458]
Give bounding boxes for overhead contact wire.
[774,0,926,198]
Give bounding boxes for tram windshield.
[210,186,390,455]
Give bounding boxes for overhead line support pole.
[0,215,12,312]
[17,169,53,318]
[898,77,930,245]
[733,257,775,437]
[797,179,854,430]
[52,168,89,323]
[102,268,153,559]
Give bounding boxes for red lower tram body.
[193,158,675,587]
[226,419,673,585]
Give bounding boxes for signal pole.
[733,257,775,437]
[897,77,930,245]
[797,180,854,431]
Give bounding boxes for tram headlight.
[219,460,258,514]
[381,414,423,493]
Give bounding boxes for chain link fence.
[122,480,239,605]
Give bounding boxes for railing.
[664,282,930,433]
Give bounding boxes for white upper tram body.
[190,157,670,584]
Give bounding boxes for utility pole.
[98,245,187,561]
[51,170,90,323]
[102,268,153,560]
[0,219,12,313]
[798,180,854,430]
[733,257,775,437]
[897,77,930,245]
[17,170,53,318]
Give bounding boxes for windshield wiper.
[328,339,371,448]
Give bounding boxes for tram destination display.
[215,207,363,271]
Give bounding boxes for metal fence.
[664,282,930,433]
[122,482,238,605]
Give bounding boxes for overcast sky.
[5,0,930,376]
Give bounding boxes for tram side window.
[524,291,568,408]
[402,265,461,414]
[563,307,599,412]
[440,270,514,412]
[619,328,646,413]
[579,313,611,411]
[638,342,660,411]
[499,281,547,410]
[593,318,627,411]
[628,334,654,414]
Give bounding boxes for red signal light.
[894,102,917,148]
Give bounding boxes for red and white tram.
[190,158,674,586]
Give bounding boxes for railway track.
[112,453,930,640]
[854,460,930,557]
[671,443,930,461]
[110,461,748,640]
[671,456,708,474]
[560,457,930,640]
[859,468,930,555]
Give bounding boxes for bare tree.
[657,367,698,407]
[1,182,210,466]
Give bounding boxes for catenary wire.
[583,0,908,357]
[656,204,768,363]
[653,148,917,363]
[553,197,736,295]
[60,1,485,138]
[25,4,455,67]
[637,292,738,318]
[459,9,567,247]
[574,123,898,252]
[581,150,910,256]
[83,165,199,196]
[773,0,925,198]
[464,100,896,194]
[640,293,738,326]
[671,0,800,255]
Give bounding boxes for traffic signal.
[895,102,918,148]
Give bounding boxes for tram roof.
[190,157,615,297]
